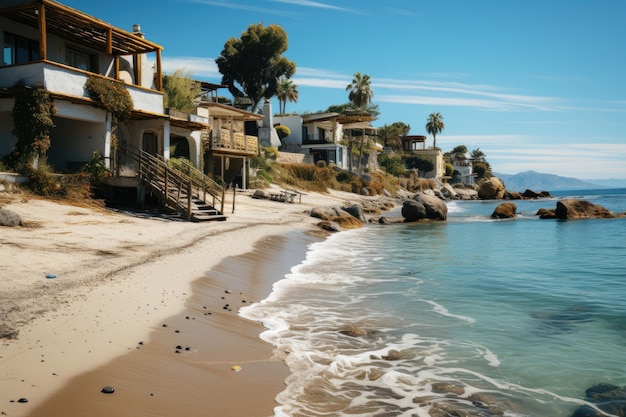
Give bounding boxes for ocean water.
[241,189,626,417]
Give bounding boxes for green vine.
[8,84,56,173]
[85,76,134,150]
[85,76,133,123]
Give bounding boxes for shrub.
[275,125,290,140]
[79,150,112,186]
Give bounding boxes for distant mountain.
[585,178,626,189]
[494,170,608,192]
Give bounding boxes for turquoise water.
[241,189,626,417]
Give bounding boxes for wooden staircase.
[118,145,227,222]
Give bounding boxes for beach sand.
[0,186,369,417]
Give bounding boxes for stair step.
[192,214,228,222]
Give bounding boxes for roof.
[198,102,262,120]
[0,0,163,55]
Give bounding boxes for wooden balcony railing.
[212,129,258,155]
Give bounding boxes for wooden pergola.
[0,0,164,90]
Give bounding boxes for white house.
[0,0,168,172]
[274,111,377,170]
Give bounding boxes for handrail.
[117,144,211,220]
[174,158,227,214]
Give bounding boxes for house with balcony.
[0,0,168,174]
[0,0,260,219]
[400,135,444,181]
[274,110,378,170]
[195,100,261,188]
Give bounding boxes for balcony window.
[3,32,39,66]
[66,45,96,72]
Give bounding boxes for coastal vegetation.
[425,112,445,149]
[276,78,299,114]
[216,23,296,112]
[163,69,201,111]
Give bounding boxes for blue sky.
[64,0,626,179]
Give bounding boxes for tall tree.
[163,68,200,111]
[425,112,445,149]
[276,78,298,114]
[377,122,410,150]
[471,147,486,162]
[216,23,296,112]
[346,72,373,109]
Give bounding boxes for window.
[66,45,96,72]
[3,32,39,66]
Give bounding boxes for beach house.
[0,0,166,172]
[401,135,445,181]
[274,110,378,171]
[0,0,261,219]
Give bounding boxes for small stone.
[101,386,115,394]
[162,324,168,328]
[176,345,182,350]
[225,290,232,294]
[17,398,28,403]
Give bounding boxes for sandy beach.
[0,186,374,417]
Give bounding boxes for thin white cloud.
[189,0,298,17]
[161,56,220,79]
[377,94,551,112]
[295,67,347,79]
[269,0,348,11]
[293,77,348,89]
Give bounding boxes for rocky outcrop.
[477,177,506,200]
[571,383,626,417]
[491,202,517,219]
[401,193,447,222]
[538,199,622,219]
[310,206,364,229]
[0,208,22,227]
[455,187,479,200]
[341,203,366,223]
[522,189,551,199]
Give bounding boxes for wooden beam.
[155,49,162,91]
[114,56,120,80]
[38,2,47,60]
[106,27,112,54]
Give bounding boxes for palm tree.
[276,78,299,114]
[425,112,445,149]
[471,147,486,162]
[346,72,373,109]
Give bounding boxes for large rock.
[491,202,517,219]
[554,199,616,219]
[401,193,447,222]
[478,177,505,200]
[571,383,626,417]
[522,189,552,199]
[341,203,366,223]
[454,188,478,200]
[310,206,363,229]
[0,208,22,227]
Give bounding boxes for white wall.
[274,115,302,146]
[48,117,106,171]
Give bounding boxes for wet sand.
[1,186,385,417]
[19,232,322,417]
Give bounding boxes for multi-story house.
[275,110,378,170]
[0,1,260,219]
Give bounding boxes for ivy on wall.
[85,76,134,150]
[9,83,56,173]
